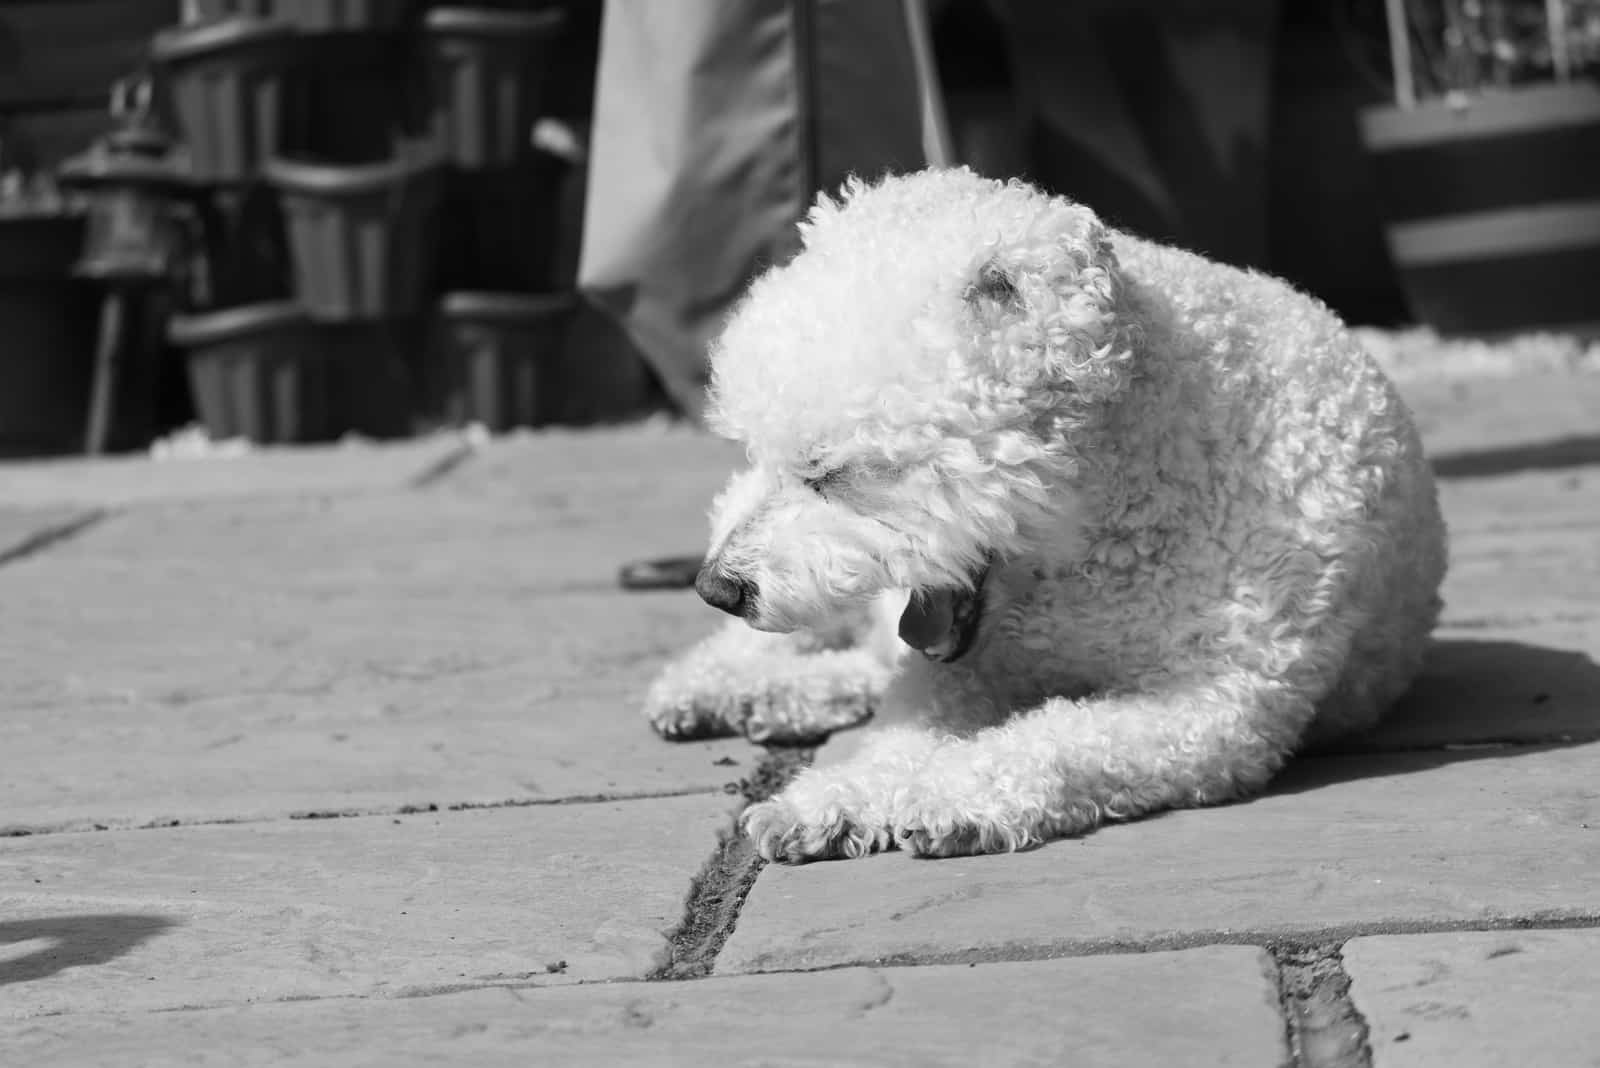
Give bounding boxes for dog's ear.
[967,201,1136,407]
[965,259,1022,310]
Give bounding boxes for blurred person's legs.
[993,0,1278,269]
[578,0,928,421]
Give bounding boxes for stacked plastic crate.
[158,0,569,444]
[425,6,573,433]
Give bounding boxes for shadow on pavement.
[1432,434,1600,479]
[1275,638,1600,794]
[0,914,179,987]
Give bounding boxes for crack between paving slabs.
[742,914,1600,973]
[0,786,732,839]
[1305,733,1600,758]
[1273,941,1373,1068]
[0,509,111,570]
[648,745,814,981]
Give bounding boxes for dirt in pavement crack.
[1274,942,1373,1068]
[649,746,813,981]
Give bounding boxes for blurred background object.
[0,0,1594,457]
[576,0,927,420]
[1359,0,1600,336]
[57,76,189,455]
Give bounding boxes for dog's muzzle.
[897,556,993,662]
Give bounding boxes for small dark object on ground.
[618,554,703,591]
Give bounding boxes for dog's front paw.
[743,782,893,863]
[890,773,1047,858]
[642,672,742,741]
[646,671,878,745]
[739,676,880,746]
[891,805,1037,858]
[644,625,883,744]
[744,798,890,863]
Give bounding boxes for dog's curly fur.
[644,167,1448,862]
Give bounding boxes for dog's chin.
[898,558,992,662]
[741,613,797,635]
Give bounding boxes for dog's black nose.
[695,564,753,617]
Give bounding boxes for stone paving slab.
[0,436,472,508]
[1344,928,1600,1067]
[0,794,732,1018]
[716,741,1600,974]
[3,485,715,597]
[434,422,743,509]
[0,443,743,831]
[1366,636,1600,750]
[1431,464,1600,626]
[1438,522,1600,632]
[0,687,744,833]
[0,494,721,706]
[1,945,1286,1067]
[1354,463,1600,750]
[1435,465,1599,532]
[1401,369,1600,469]
[0,569,737,831]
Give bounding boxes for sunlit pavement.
[2,363,1597,1066]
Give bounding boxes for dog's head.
[696,168,1137,656]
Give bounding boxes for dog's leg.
[743,725,942,860]
[741,653,1012,861]
[643,611,894,745]
[889,671,1317,857]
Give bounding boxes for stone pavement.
[1,368,1597,1067]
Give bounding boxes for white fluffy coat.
[645,168,1448,861]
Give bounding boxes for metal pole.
[903,0,955,167]
[84,287,128,455]
[1547,0,1572,81]
[1385,0,1417,109]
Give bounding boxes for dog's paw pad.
[642,678,749,741]
[895,821,988,858]
[644,703,707,740]
[743,692,875,746]
[891,794,1041,858]
[742,798,890,863]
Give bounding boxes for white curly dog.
[645,167,1448,862]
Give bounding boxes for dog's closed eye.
[802,467,848,496]
[801,459,907,499]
